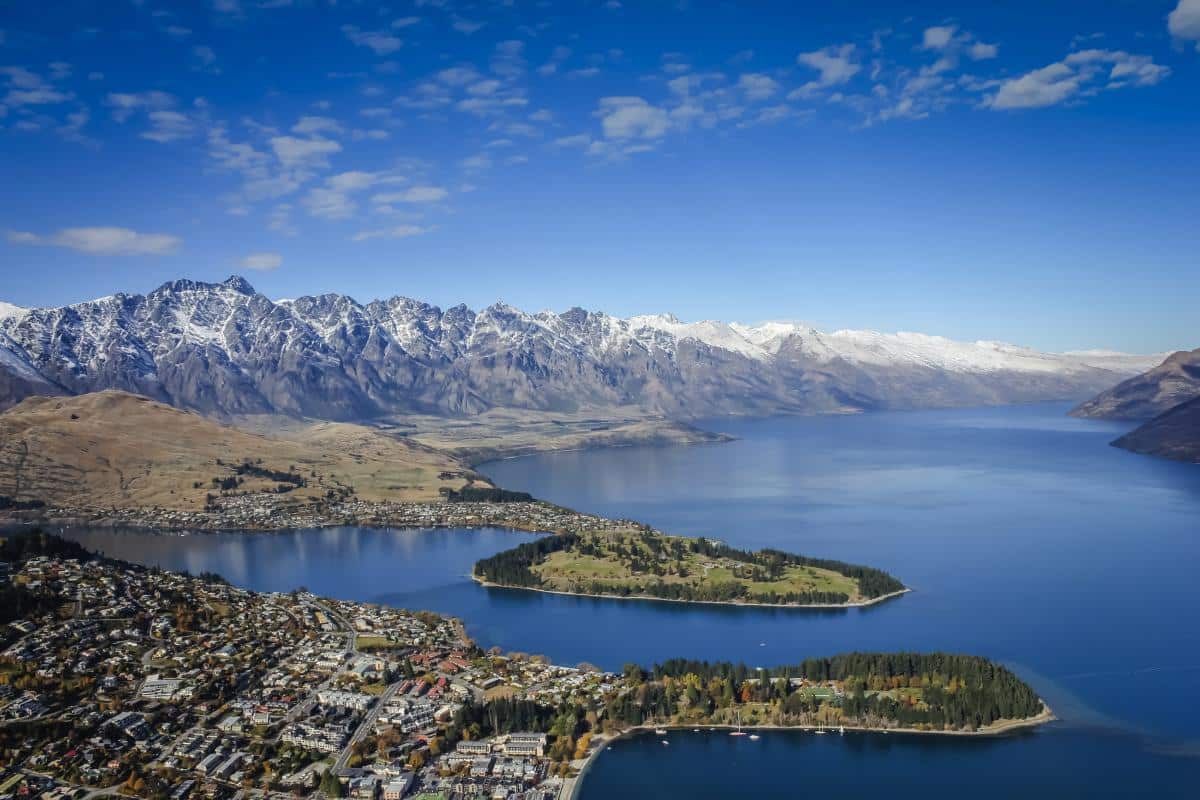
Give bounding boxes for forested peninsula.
[473,528,907,607]
[601,653,1051,734]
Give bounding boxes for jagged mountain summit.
[0,275,1164,420]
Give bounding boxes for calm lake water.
[53,403,1200,796]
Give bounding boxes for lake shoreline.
[565,704,1056,799]
[472,573,911,610]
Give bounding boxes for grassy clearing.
[355,635,392,650]
[531,531,863,602]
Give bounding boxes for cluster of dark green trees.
[614,653,1043,730]
[443,486,535,503]
[0,531,95,629]
[473,532,576,586]
[0,529,93,563]
[232,461,307,486]
[0,496,45,510]
[573,578,851,605]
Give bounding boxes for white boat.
[661,740,669,746]
[654,728,668,735]
[729,710,748,736]
[839,726,845,735]
[748,734,761,741]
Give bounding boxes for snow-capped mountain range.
[0,276,1165,420]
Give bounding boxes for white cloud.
[292,115,343,135]
[7,226,180,256]
[467,79,503,96]
[372,185,448,204]
[552,133,592,149]
[986,50,1168,110]
[491,40,526,78]
[794,44,860,97]
[4,87,71,106]
[0,67,44,90]
[142,110,195,142]
[460,154,492,171]
[969,41,999,60]
[452,16,485,34]
[351,128,390,141]
[922,25,958,51]
[269,135,341,168]
[351,224,430,242]
[436,66,482,86]
[1169,0,1200,48]
[303,170,377,219]
[392,16,421,29]
[106,90,175,122]
[597,97,670,139]
[736,73,780,101]
[1,66,73,107]
[987,63,1080,110]
[342,25,403,55]
[239,252,282,271]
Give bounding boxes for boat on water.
[654,728,668,735]
[839,726,845,735]
[729,710,748,736]
[748,734,761,741]
[661,740,669,746]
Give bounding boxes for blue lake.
[55,403,1200,796]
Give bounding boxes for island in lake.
[473,527,907,607]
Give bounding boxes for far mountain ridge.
[1070,348,1200,420]
[0,275,1166,421]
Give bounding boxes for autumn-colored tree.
[573,732,592,760]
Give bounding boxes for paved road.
[331,682,401,773]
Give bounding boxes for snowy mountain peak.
[0,276,1168,419]
[0,301,28,324]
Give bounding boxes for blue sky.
[1,0,1197,353]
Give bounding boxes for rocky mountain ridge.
[0,276,1165,421]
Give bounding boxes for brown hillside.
[0,390,477,511]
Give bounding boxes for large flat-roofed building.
[455,740,492,756]
[502,732,547,757]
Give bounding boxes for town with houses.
[0,537,621,800]
[6,500,643,540]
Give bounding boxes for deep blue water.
[53,403,1200,796]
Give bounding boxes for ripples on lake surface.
[55,404,1200,796]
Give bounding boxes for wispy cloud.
[6,226,181,255]
[342,25,403,55]
[793,44,860,98]
[239,252,282,271]
[351,224,431,242]
[985,50,1169,110]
